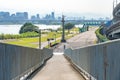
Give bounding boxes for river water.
[0,24,83,34]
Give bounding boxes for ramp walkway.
[31,27,97,80]
[32,53,85,80]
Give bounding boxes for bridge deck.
[32,54,85,80]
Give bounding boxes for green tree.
[19,23,39,34]
[64,23,75,33]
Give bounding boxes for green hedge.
[0,32,39,40]
[95,28,109,42]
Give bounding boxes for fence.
[64,39,120,80]
[0,43,53,80]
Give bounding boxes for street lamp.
[61,15,66,42]
[39,29,41,49]
[47,38,50,48]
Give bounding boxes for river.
[0,24,83,34]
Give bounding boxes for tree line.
[0,22,75,40]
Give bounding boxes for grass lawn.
[45,33,79,48]
[4,28,79,48]
[5,38,39,48]
[5,32,62,48]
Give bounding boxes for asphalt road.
[54,27,97,52]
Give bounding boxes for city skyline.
[0,11,56,20]
[0,0,118,19]
[0,11,110,20]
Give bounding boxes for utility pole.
[61,15,66,42]
[54,34,56,44]
[113,0,115,9]
[39,29,41,49]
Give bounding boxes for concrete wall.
[64,39,120,80]
[0,43,53,80]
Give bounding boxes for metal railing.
[0,43,53,80]
[64,39,120,80]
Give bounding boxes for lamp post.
[39,29,41,49]
[54,34,56,44]
[47,38,50,48]
[61,15,66,42]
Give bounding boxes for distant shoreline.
[0,23,60,25]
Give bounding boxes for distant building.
[51,12,55,20]
[9,12,28,20]
[0,12,10,20]
[36,14,40,20]
[58,16,61,20]
[24,12,28,20]
[31,15,36,20]
[15,12,28,20]
[31,14,40,20]
[44,12,55,20]
[44,14,51,20]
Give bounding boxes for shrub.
[95,27,109,42]
[0,32,39,40]
[19,23,39,34]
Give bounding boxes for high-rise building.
[44,12,55,20]
[24,12,28,20]
[31,14,40,20]
[0,12,10,20]
[31,15,36,20]
[36,14,40,20]
[51,12,55,20]
[16,12,28,20]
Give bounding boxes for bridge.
[29,19,108,26]
[65,20,107,26]
[106,21,120,39]
[0,19,108,25]
[105,2,120,39]
[0,27,120,80]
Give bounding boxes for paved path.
[40,34,73,49]
[67,27,97,49]
[54,27,97,52]
[32,27,97,80]
[32,55,84,80]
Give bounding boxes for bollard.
[64,45,66,49]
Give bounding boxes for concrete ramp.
[32,54,85,80]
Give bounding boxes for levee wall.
[0,43,53,80]
[64,39,120,80]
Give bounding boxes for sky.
[0,0,118,19]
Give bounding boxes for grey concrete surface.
[32,55,85,80]
[67,27,97,49]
